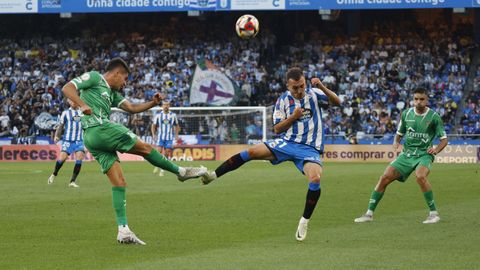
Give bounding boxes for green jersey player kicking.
[355,88,448,224]
[62,58,207,245]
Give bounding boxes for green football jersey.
[397,107,447,157]
[70,71,126,129]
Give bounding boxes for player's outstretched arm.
[120,92,164,114]
[311,78,341,106]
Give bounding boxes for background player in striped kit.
[48,99,84,188]
[151,100,179,176]
[201,67,341,241]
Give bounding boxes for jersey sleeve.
[433,113,447,139]
[70,71,101,90]
[152,114,159,125]
[312,88,329,102]
[396,110,406,136]
[59,111,66,125]
[273,97,286,126]
[172,113,178,126]
[112,91,127,108]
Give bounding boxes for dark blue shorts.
[61,140,85,154]
[264,138,322,173]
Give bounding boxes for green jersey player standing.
[62,58,207,245]
[354,88,448,224]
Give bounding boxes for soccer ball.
[235,14,259,39]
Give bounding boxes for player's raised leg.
[296,162,323,241]
[48,151,69,184]
[201,143,275,185]
[415,166,440,224]
[354,166,400,223]
[128,139,206,181]
[106,162,145,245]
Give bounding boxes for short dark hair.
[106,57,130,74]
[413,88,428,96]
[286,67,304,82]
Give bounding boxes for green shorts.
[389,153,434,182]
[83,122,138,173]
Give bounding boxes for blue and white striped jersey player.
[48,99,85,188]
[151,100,179,176]
[201,67,341,241]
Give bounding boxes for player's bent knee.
[416,176,427,185]
[309,175,321,183]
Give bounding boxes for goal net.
[110,106,270,145]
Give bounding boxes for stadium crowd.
[0,14,478,144]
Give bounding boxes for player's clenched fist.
[311,78,325,89]
[153,92,166,104]
[291,107,304,120]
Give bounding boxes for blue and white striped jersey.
[273,88,329,152]
[153,111,178,141]
[60,108,83,142]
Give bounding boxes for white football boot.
[295,217,309,241]
[423,212,440,224]
[201,171,217,185]
[177,166,207,182]
[117,227,146,245]
[47,174,55,185]
[68,182,79,188]
[354,214,373,223]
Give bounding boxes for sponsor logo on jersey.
[80,73,90,81]
[406,127,429,140]
[299,108,312,121]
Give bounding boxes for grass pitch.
[0,161,479,269]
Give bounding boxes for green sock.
[144,149,179,174]
[368,190,384,212]
[423,190,437,211]
[112,187,127,226]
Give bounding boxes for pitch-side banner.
[0,0,38,13]
[9,0,476,13]
[217,0,478,10]
[37,0,212,13]
[320,144,479,163]
[189,63,240,106]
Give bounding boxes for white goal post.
[111,106,269,144]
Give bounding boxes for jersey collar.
[100,75,111,89]
[414,107,429,116]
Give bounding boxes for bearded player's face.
[413,93,428,111]
[287,76,306,99]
